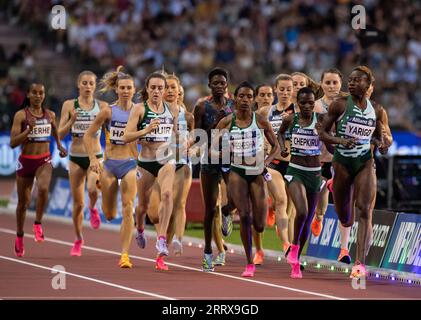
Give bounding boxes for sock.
[158,236,166,241]
[34,221,41,225]
[17,232,24,237]
[339,224,351,250]
[137,227,144,233]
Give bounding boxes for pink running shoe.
[291,262,303,279]
[33,224,44,242]
[241,264,256,277]
[89,207,101,230]
[70,239,83,256]
[155,256,169,271]
[15,236,24,257]
[287,244,300,265]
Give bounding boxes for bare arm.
[277,114,294,158]
[318,99,357,148]
[209,115,232,159]
[256,114,280,166]
[122,103,160,143]
[48,110,67,157]
[83,107,110,174]
[58,100,77,140]
[10,111,32,148]
[372,103,393,154]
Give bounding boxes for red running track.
[0,211,420,300]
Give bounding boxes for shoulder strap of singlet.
[229,113,236,130]
[74,98,80,110]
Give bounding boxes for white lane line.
[0,227,346,300]
[0,255,175,300]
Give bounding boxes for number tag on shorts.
[284,175,293,183]
[136,170,143,180]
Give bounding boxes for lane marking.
[0,227,346,300]
[0,255,175,300]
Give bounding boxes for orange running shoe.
[337,248,351,264]
[253,250,264,265]
[311,216,323,237]
[155,256,169,271]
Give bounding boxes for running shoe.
[350,262,366,279]
[337,248,351,264]
[311,216,323,237]
[89,207,101,230]
[33,224,44,242]
[253,250,264,265]
[172,239,183,256]
[287,244,300,265]
[14,236,24,257]
[241,264,256,277]
[135,230,147,249]
[213,251,226,266]
[155,256,169,271]
[156,237,169,257]
[291,262,303,279]
[70,239,83,256]
[202,253,214,272]
[118,253,133,268]
[221,213,233,237]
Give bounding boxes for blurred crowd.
[0,0,420,132]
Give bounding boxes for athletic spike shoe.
[118,254,133,268]
[291,262,303,279]
[350,262,366,279]
[287,244,300,265]
[213,251,226,266]
[14,236,24,257]
[338,248,351,264]
[253,250,264,265]
[221,213,233,237]
[33,224,44,242]
[172,239,183,256]
[70,239,83,256]
[241,264,256,277]
[156,237,169,257]
[89,207,101,229]
[311,216,323,237]
[155,256,169,271]
[135,230,147,249]
[202,253,214,272]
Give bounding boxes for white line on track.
[0,227,346,300]
[0,255,175,300]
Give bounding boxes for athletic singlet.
[336,96,376,157]
[229,112,264,170]
[289,112,321,157]
[317,98,329,114]
[23,107,52,143]
[107,104,132,145]
[201,97,235,164]
[203,97,235,131]
[71,98,101,138]
[137,101,174,142]
[268,103,294,138]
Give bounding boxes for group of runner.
[10,65,392,279]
